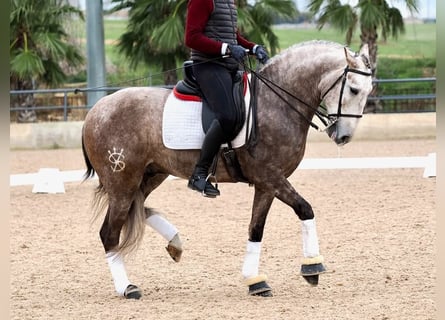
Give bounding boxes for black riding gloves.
[253,45,269,64]
[228,44,247,63]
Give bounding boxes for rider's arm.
[185,0,222,55]
[185,0,255,55]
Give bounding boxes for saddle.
[174,61,249,183]
[175,61,247,132]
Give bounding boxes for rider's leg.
[188,119,225,197]
[188,62,238,197]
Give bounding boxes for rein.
[245,62,372,132]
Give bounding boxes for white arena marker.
[10,169,96,187]
[32,168,65,194]
[423,153,436,178]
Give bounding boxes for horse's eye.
[350,87,359,95]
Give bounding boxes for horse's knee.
[293,198,314,221]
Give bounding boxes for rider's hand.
[227,44,247,63]
[253,45,269,64]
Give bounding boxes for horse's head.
[319,45,373,145]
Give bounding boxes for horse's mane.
[264,40,348,69]
[289,40,345,50]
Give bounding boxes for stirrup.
[188,174,220,197]
[203,173,219,197]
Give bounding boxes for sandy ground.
[10,139,436,320]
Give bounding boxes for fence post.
[86,0,106,108]
[63,91,68,121]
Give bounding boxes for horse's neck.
[254,49,346,146]
[262,48,345,117]
[258,64,320,123]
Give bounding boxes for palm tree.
[236,0,297,56]
[307,0,418,111]
[110,0,297,85]
[10,0,84,122]
[110,0,189,85]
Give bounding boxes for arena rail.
[10,77,436,121]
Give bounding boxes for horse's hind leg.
[141,171,183,262]
[101,189,145,299]
[145,208,183,262]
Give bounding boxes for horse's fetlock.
[293,200,314,220]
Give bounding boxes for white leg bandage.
[146,214,178,242]
[242,241,262,279]
[106,252,130,296]
[301,219,320,258]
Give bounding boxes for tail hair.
[81,128,95,180]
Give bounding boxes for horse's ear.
[344,47,358,68]
[359,44,370,57]
[359,44,372,69]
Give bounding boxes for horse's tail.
[89,179,146,257]
[90,187,146,256]
[81,128,96,181]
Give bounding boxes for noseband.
[320,66,372,122]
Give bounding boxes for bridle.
[320,65,372,122]
[245,62,372,132]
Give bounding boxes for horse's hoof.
[165,244,182,262]
[124,284,142,300]
[166,233,183,262]
[252,288,273,297]
[302,274,319,286]
[248,280,273,297]
[300,263,326,287]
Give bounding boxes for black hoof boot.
[300,263,326,287]
[246,275,273,297]
[249,281,273,297]
[188,175,220,197]
[124,284,142,299]
[302,274,320,286]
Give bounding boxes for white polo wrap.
[301,219,320,258]
[146,214,178,242]
[106,252,130,296]
[242,241,262,279]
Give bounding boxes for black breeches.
[192,62,243,142]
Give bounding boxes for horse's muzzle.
[326,124,352,146]
[336,135,351,145]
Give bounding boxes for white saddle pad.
[162,81,252,150]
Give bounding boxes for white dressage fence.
[10,153,436,194]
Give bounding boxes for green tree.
[110,0,297,85]
[10,0,84,122]
[307,0,418,111]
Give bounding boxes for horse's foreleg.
[274,180,326,286]
[242,188,274,297]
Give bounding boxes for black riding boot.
[188,119,226,197]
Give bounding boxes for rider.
[185,0,269,197]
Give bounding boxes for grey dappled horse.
[82,40,373,299]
